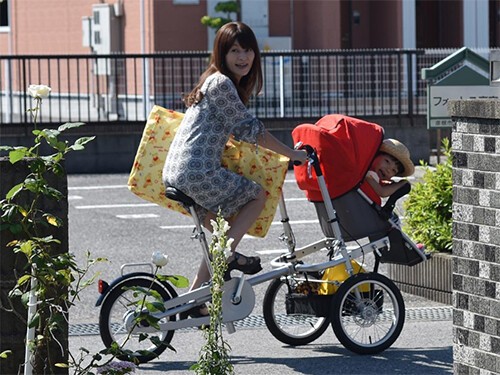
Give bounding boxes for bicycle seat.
[165,187,195,207]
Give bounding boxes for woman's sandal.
[182,303,209,319]
[181,303,210,328]
[225,252,262,280]
[181,303,210,330]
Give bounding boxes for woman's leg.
[190,190,266,291]
[189,259,211,291]
[201,190,266,254]
[189,211,216,292]
[226,189,266,252]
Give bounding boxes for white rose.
[28,84,51,99]
[152,251,168,267]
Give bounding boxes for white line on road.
[68,185,128,190]
[159,225,195,230]
[256,249,289,255]
[159,219,318,230]
[116,213,160,219]
[68,178,300,191]
[75,203,158,209]
[68,174,415,192]
[74,198,307,210]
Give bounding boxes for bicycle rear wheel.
[331,272,405,354]
[99,277,177,363]
[263,276,330,346]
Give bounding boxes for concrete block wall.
[0,115,433,174]
[448,100,500,375]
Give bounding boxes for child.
[365,138,415,198]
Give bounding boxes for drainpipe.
[140,0,150,119]
[5,0,13,122]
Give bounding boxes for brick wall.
[448,100,500,375]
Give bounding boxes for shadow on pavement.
[141,344,453,374]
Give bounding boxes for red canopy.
[292,114,384,202]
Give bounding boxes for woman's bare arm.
[258,130,307,164]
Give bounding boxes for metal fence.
[0,49,459,126]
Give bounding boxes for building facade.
[0,0,498,56]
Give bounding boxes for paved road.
[67,170,453,374]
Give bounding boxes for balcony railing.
[0,49,460,126]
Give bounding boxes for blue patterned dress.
[162,72,265,222]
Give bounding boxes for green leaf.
[215,0,239,13]
[19,241,33,257]
[9,148,28,163]
[145,301,166,313]
[55,141,68,152]
[28,312,40,328]
[6,183,23,199]
[149,289,164,301]
[51,162,65,176]
[0,350,12,359]
[24,178,40,194]
[163,275,189,288]
[39,129,62,149]
[68,136,95,151]
[45,214,61,227]
[54,363,69,368]
[143,315,161,330]
[43,186,64,200]
[58,122,85,132]
[17,274,31,286]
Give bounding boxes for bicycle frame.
[107,146,401,335]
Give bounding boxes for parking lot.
[67,170,453,374]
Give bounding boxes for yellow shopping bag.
[317,260,367,295]
[128,105,290,237]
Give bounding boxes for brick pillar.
[448,100,500,374]
[0,157,69,375]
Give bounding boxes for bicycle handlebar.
[294,143,322,176]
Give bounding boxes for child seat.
[292,114,426,266]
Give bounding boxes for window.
[93,9,100,25]
[94,31,101,45]
[0,0,9,30]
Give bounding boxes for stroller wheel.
[330,272,405,355]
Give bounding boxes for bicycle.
[95,144,427,363]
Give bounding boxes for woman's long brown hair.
[183,22,263,107]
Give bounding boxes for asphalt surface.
[67,169,453,374]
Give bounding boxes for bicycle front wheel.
[99,277,177,363]
[263,277,330,346]
[331,272,405,354]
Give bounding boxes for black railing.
[0,49,457,126]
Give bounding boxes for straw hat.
[379,138,415,177]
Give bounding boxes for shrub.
[403,138,452,253]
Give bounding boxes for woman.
[163,22,307,301]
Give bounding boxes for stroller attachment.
[292,114,427,266]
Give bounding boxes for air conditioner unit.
[87,4,121,75]
[82,16,92,48]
